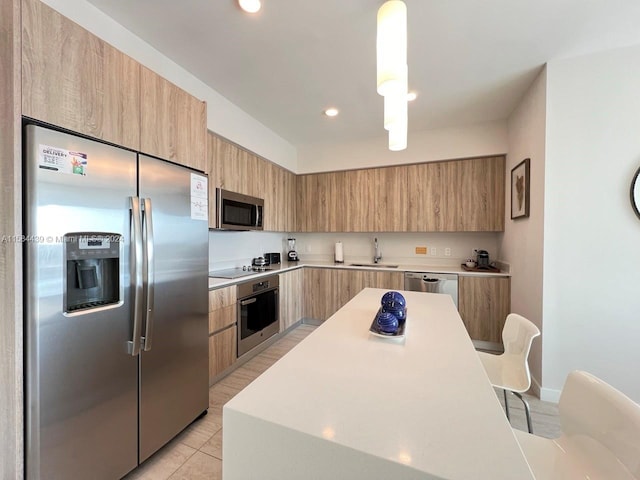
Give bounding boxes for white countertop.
[222,288,534,480]
[208,260,509,289]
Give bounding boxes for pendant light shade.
[377,0,408,151]
[388,120,407,151]
[376,1,407,97]
[384,90,407,131]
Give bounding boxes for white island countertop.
[223,288,534,480]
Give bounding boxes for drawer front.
[209,325,236,383]
[209,286,236,311]
[209,304,237,334]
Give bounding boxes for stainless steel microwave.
[216,188,264,230]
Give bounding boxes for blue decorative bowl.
[376,311,399,334]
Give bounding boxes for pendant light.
[376,0,408,151]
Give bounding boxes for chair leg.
[513,391,533,434]
[502,389,510,422]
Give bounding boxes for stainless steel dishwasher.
[404,272,458,307]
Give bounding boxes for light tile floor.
[123,324,559,479]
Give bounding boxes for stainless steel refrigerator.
[24,124,209,479]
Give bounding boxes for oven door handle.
[240,298,257,306]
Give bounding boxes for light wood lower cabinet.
[208,286,237,384]
[208,326,236,384]
[458,276,510,344]
[279,268,304,331]
[303,268,404,321]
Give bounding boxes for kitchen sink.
[349,263,399,269]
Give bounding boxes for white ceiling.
[86,0,640,147]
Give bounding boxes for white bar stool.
[514,370,640,479]
[477,313,540,433]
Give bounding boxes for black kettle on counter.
[476,250,490,269]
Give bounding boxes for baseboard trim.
[540,386,562,403]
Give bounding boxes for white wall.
[500,68,547,394]
[542,44,640,402]
[295,232,500,268]
[297,121,508,173]
[209,231,290,272]
[40,0,298,172]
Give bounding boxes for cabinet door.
[303,268,404,321]
[140,66,206,171]
[297,172,345,232]
[407,157,505,232]
[279,269,304,331]
[284,170,297,232]
[208,286,237,334]
[262,160,278,231]
[346,167,408,232]
[458,276,510,344]
[457,156,505,231]
[208,325,236,384]
[22,0,140,150]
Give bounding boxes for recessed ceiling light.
[324,108,339,117]
[238,0,261,13]
[407,91,417,101]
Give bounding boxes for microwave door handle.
[142,198,155,351]
[255,205,261,228]
[128,196,144,356]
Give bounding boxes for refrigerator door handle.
[142,197,155,351]
[128,196,144,356]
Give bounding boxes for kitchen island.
[222,288,534,479]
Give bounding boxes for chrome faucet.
[373,237,382,264]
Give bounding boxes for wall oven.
[216,188,263,230]
[237,275,279,357]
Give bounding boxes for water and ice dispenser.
[64,232,120,312]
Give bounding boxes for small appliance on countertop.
[287,238,299,262]
[264,252,281,265]
[251,256,271,272]
[476,250,490,269]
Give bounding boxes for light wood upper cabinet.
[140,66,206,172]
[21,0,140,150]
[206,131,296,231]
[407,161,447,231]
[279,268,304,331]
[459,156,505,231]
[298,156,504,233]
[297,172,346,232]
[458,276,510,345]
[408,156,505,232]
[345,166,408,232]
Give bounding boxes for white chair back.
[502,313,540,357]
[559,370,640,478]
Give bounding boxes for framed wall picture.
[511,158,530,219]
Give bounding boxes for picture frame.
[511,158,530,219]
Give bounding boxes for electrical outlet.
[444,247,451,256]
[415,246,427,255]
[430,247,437,256]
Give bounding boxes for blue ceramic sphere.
[381,291,407,308]
[376,311,399,334]
[383,305,407,322]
